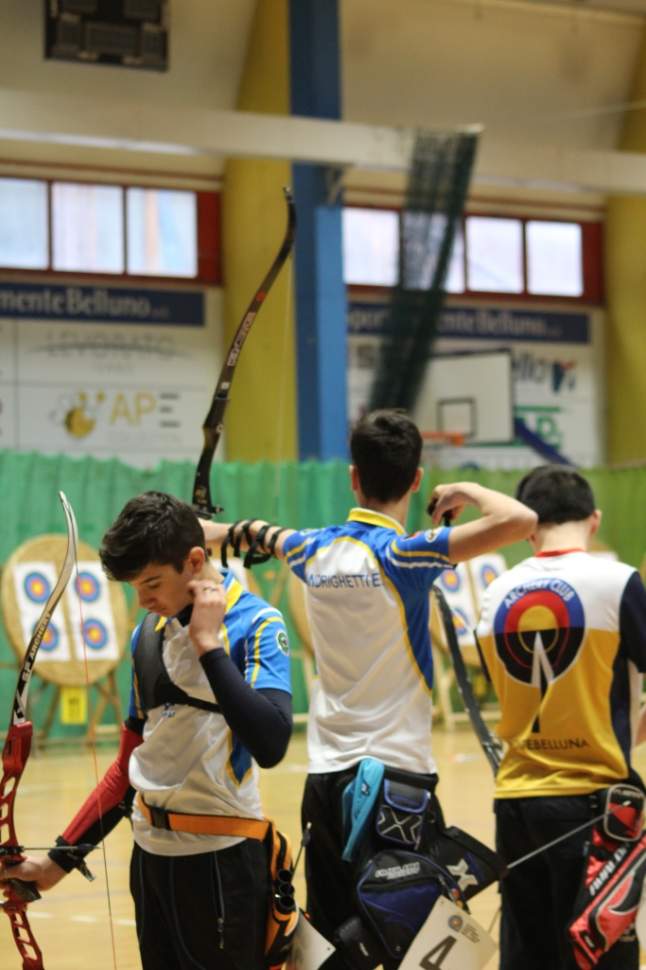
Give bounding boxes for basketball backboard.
[413,349,514,444]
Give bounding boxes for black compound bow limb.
[192,187,296,518]
[1,491,78,970]
[433,584,503,777]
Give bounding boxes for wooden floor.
[4,726,646,970]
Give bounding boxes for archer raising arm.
[428,481,537,562]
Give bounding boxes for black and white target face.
[493,578,586,689]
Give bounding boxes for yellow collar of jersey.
[347,507,406,535]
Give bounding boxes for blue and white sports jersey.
[128,569,291,857]
[283,508,451,774]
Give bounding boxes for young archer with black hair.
[0,491,293,970]
[476,465,646,970]
[203,408,537,968]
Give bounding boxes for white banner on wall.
[348,301,604,469]
[0,284,222,467]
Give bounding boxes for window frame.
[0,174,221,286]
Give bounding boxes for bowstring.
[70,546,119,970]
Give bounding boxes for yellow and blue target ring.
[82,618,109,651]
[75,571,101,603]
[440,568,461,592]
[33,620,60,652]
[23,571,52,604]
[452,606,471,639]
[480,562,500,587]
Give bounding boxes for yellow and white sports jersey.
[283,507,452,775]
[476,550,646,799]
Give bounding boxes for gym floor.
[4,726,646,970]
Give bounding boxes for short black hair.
[515,465,596,525]
[99,491,205,581]
[350,409,422,503]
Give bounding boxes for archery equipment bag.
[569,784,646,969]
[335,848,465,970]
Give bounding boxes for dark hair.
[350,409,422,503]
[99,491,205,581]
[515,465,596,525]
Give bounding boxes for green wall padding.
[1,450,645,740]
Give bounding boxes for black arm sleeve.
[199,649,292,767]
[619,571,646,671]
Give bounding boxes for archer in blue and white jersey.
[283,510,451,775]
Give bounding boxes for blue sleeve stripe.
[385,550,449,571]
[250,606,283,624]
[287,553,307,570]
[285,538,309,559]
[390,539,451,562]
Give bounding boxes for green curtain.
[1,449,645,739]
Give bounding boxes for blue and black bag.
[335,759,505,968]
[336,848,464,969]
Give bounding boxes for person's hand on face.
[188,569,226,656]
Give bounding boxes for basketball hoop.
[421,431,465,467]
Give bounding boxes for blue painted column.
[289,0,348,460]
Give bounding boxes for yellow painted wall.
[222,0,297,462]
[606,27,646,465]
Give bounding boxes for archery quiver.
[264,822,299,970]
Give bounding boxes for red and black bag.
[569,784,646,969]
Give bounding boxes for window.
[52,182,124,274]
[343,205,594,302]
[466,216,523,293]
[402,212,465,292]
[127,188,197,277]
[526,220,583,297]
[343,207,465,291]
[0,176,215,282]
[445,226,465,294]
[342,207,399,286]
[0,179,48,269]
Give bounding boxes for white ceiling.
[0,0,258,110]
[1,0,646,195]
[517,0,646,13]
[342,0,645,151]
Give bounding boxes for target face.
[451,606,471,638]
[38,621,60,652]
[82,618,109,651]
[23,571,52,604]
[493,579,585,687]
[440,568,461,593]
[75,571,101,603]
[480,562,501,587]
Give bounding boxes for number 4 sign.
[399,897,497,970]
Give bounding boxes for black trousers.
[130,839,268,970]
[301,767,443,970]
[495,795,639,970]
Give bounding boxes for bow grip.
[5,875,41,904]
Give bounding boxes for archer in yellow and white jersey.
[478,549,646,799]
